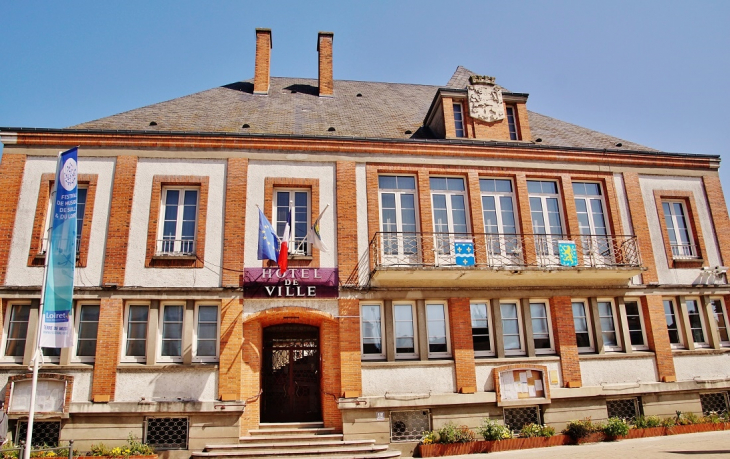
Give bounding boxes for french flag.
[278,204,292,274]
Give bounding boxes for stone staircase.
[192,422,401,459]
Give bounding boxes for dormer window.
[506,105,519,140]
[453,102,465,138]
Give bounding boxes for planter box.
[574,432,606,444]
[489,435,570,452]
[417,442,481,457]
[75,456,158,459]
[627,426,666,439]
[667,423,724,435]
[416,435,570,457]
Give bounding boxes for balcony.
[155,238,196,257]
[351,232,644,288]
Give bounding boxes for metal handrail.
[155,238,196,255]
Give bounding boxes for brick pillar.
[0,154,26,285]
[321,320,343,432]
[417,169,435,265]
[317,32,334,97]
[92,297,123,401]
[515,102,532,141]
[549,296,582,388]
[338,299,362,397]
[253,28,272,95]
[702,174,730,267]
[641,295,676,382]
[443,97,456,138]
[337,161,358,278]
[623,172,658,284]
[448,298,476,393]
[467,172,485,264]
[222,158,248,287]
[102,156,138,285]
[241,320,262,435]
[218,297,242,401]
[514,173,536,265]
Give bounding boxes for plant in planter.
[520,423,555,438]
[562,418,604,444]
[633,415,662,429]
[602,417,630,440]
[434,422,476,443]
[477,418,513,441]
[88,434,155,458]
[703,411,723,424]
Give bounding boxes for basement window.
[145,417,189,450]
[390,410,431,442]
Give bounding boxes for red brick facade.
[549,296,582,387]
[0,154,26,285]
[102,155,138,285]
[448,297,477,393]
[92,297,124,401]
[221,158,248,287]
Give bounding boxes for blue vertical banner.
[40,147,78,348]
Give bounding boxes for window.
[394,302,418,358]
[425,302,450,357]
[530,301,554,353]
[710,298,730,345]
[431,177,469,264]
[573,182,612,266]
[686,298,708,347]
[379,176,418,262]
[662,201,697,259]
[700,392,729,416]
[480,178,520,265]
[598,300,621,351]
[194,304,220,361]
[505,105,519,140]
[145,417,189,450]
[572,300,594,352]
[453,102,465,138]
[74,303,100,361]
[527,180,565,264]
[124,304,149,362]
[361,303,385,360]
[390,410,431,442]
[159,304,184,361]
[503,406,540,432]
[3,303,30,362]
[624,300,648,350]
[158,188,198,255]
[663,298,684,348]
[470,302,494,356]
[607,398,642,421]
[275,190,310,256]
[41,186,88,256]
[501,301,524,355]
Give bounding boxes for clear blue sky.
[1,1,729,210]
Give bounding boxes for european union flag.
[455,240,475,266]
[558,240,578,266]
[257,209,279,262]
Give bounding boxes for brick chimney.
[317,32,334,97]
[253,28,272,95]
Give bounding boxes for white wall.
[115,367,218,401]
[355,163,370,286]
[70,370,93,402]
[580,356,658,386]
[6,157,115,287]
[639,175,722,285]
[674,353,730,381]
[362,364,455,396]
[124,159,226,287]
[244,161,337,268]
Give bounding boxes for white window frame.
[193,302,221,362]
[425,301,451,358]
[624,298,649,351]
[430,177,471,266]
[1,302,31,363]
[505,105,519,141]
[500,300,525,356]
[597,299,622,352]
[527,180,566,265]
[393,302,419,359]
[360,302,386,360]
[453,101,465,138]
[157,302,185,363]
[470,301,495,357]
[572,299,595,353]
[685,297,709,348]
[529,300,555,355]
[122,302,150,363]
[662,200,697,259]
[663,298,685,349]
[157,187,199,255]
[378,175,420,263]
[273,188,311,256]
[71,301,101,363]
[709,297,730,346]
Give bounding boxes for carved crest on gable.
[467,75,505,123]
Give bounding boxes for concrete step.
[257,422,324,429]
[238,434,344,443]
[205,439,376,452]
[195,453,400,459]
[192,444,390,457]
[247,427,336,436]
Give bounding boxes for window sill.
[579,351,655,360]
[117,362,219,371]
[672,348,730,356]
[152,254,197,261]
[670,258,704,269]
[361,360,454,368]
[474,355,560,365]
[290,255,313,261]
[0,363,94,370]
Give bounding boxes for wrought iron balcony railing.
[156,238,196,256]
[370,232,641,270]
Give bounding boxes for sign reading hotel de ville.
[243,268,339,298]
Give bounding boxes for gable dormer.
[425,74,532,142]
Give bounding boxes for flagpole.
[24,189,56,459]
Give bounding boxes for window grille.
[16,421,60,447]
[700,392,729,416]
[606,397,641,421]
[503,406,540,432]
[390,410,430,442]
[144,417,188,450]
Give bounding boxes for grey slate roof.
[70,68,657,152]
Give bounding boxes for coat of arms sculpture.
[467,75,505,123]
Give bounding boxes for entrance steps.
[193,422,401,459]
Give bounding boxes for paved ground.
[414,430,730,458]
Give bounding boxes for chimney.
[317,32,334,97]
[253,28,272,95]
